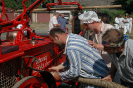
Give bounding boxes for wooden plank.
[16,5,122,12]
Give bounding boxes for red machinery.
[46,0,82,11]
[0,0,81,87]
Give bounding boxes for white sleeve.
[52,18,58,24]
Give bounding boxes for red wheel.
[12,76,49,88]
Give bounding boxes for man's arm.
[53,17,61,27]
[53,24,61,27]
[101,62,117,81]
[88,40,104,50]
[49,64,65,82]
[59,50,81,82]
[49,64,65,72]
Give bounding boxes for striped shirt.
[59,33,109,87]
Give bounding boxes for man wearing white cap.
[78,11,114,66]
[78,11,121,84]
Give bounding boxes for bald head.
[49,27,65,38]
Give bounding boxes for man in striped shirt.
[49,28,109,88]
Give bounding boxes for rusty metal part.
[29,40,38,44]
[6,31,18,42]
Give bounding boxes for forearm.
[107,62,117,79]
[57,64,65,71]
[59,50,81,82]
[96,44,104,50]
[54,24,60,27]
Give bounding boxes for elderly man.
[49,12,61,32]
[49,28,109,88]
[101,29,133,88]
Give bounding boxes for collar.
[54,16,57,19]
[100,22,104,32]
[63,34,69,54]
[95,22,103,35]
[120,41,127,56]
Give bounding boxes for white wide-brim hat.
[78,11,101,23]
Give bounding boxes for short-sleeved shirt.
[49,16,58,31]
[115,17,119,24]
[109,39,133,83]
[119,17,124,24]
[92,22,114,45]
[128,18,132,24]
[92,22,114,53]
[124,19,129,26]
[57,16,69,29]
[91,22,114,67]
[59,33,109,87]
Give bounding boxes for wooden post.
[16,5,122,12]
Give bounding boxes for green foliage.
[82,4,86,7]
[99,9,125,18]
[3,0,52,10]
[98,9,126,24]
[114,0,133,14]
[42,0,53,8]
[4,0,16,9]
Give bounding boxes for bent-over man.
[49,28,109,88]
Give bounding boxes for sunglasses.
[102,41,120,48]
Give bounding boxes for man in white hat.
[79,11,114,62]
[78,11,121,84]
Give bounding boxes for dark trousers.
[120,79,133,88]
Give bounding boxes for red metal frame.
[46,0,82,11]
[0,0,81,87]
[0,0,9,22]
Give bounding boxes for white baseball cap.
[78,11,101,23]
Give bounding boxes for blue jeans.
[121,79,133,88]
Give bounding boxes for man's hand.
[88,40,96,48]
[49,66,60,72]
[58,24,61,27]
[88,40,99,49]
[53,71,61,82]
[49,66,63,82]
[101,75,113,82]
[88,40,104,50]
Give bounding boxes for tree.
[4,0,16,9]
[114,0,133,14]
[42,0,52,8]
[3,0,52,10]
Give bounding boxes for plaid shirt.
[59,33,109,87]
